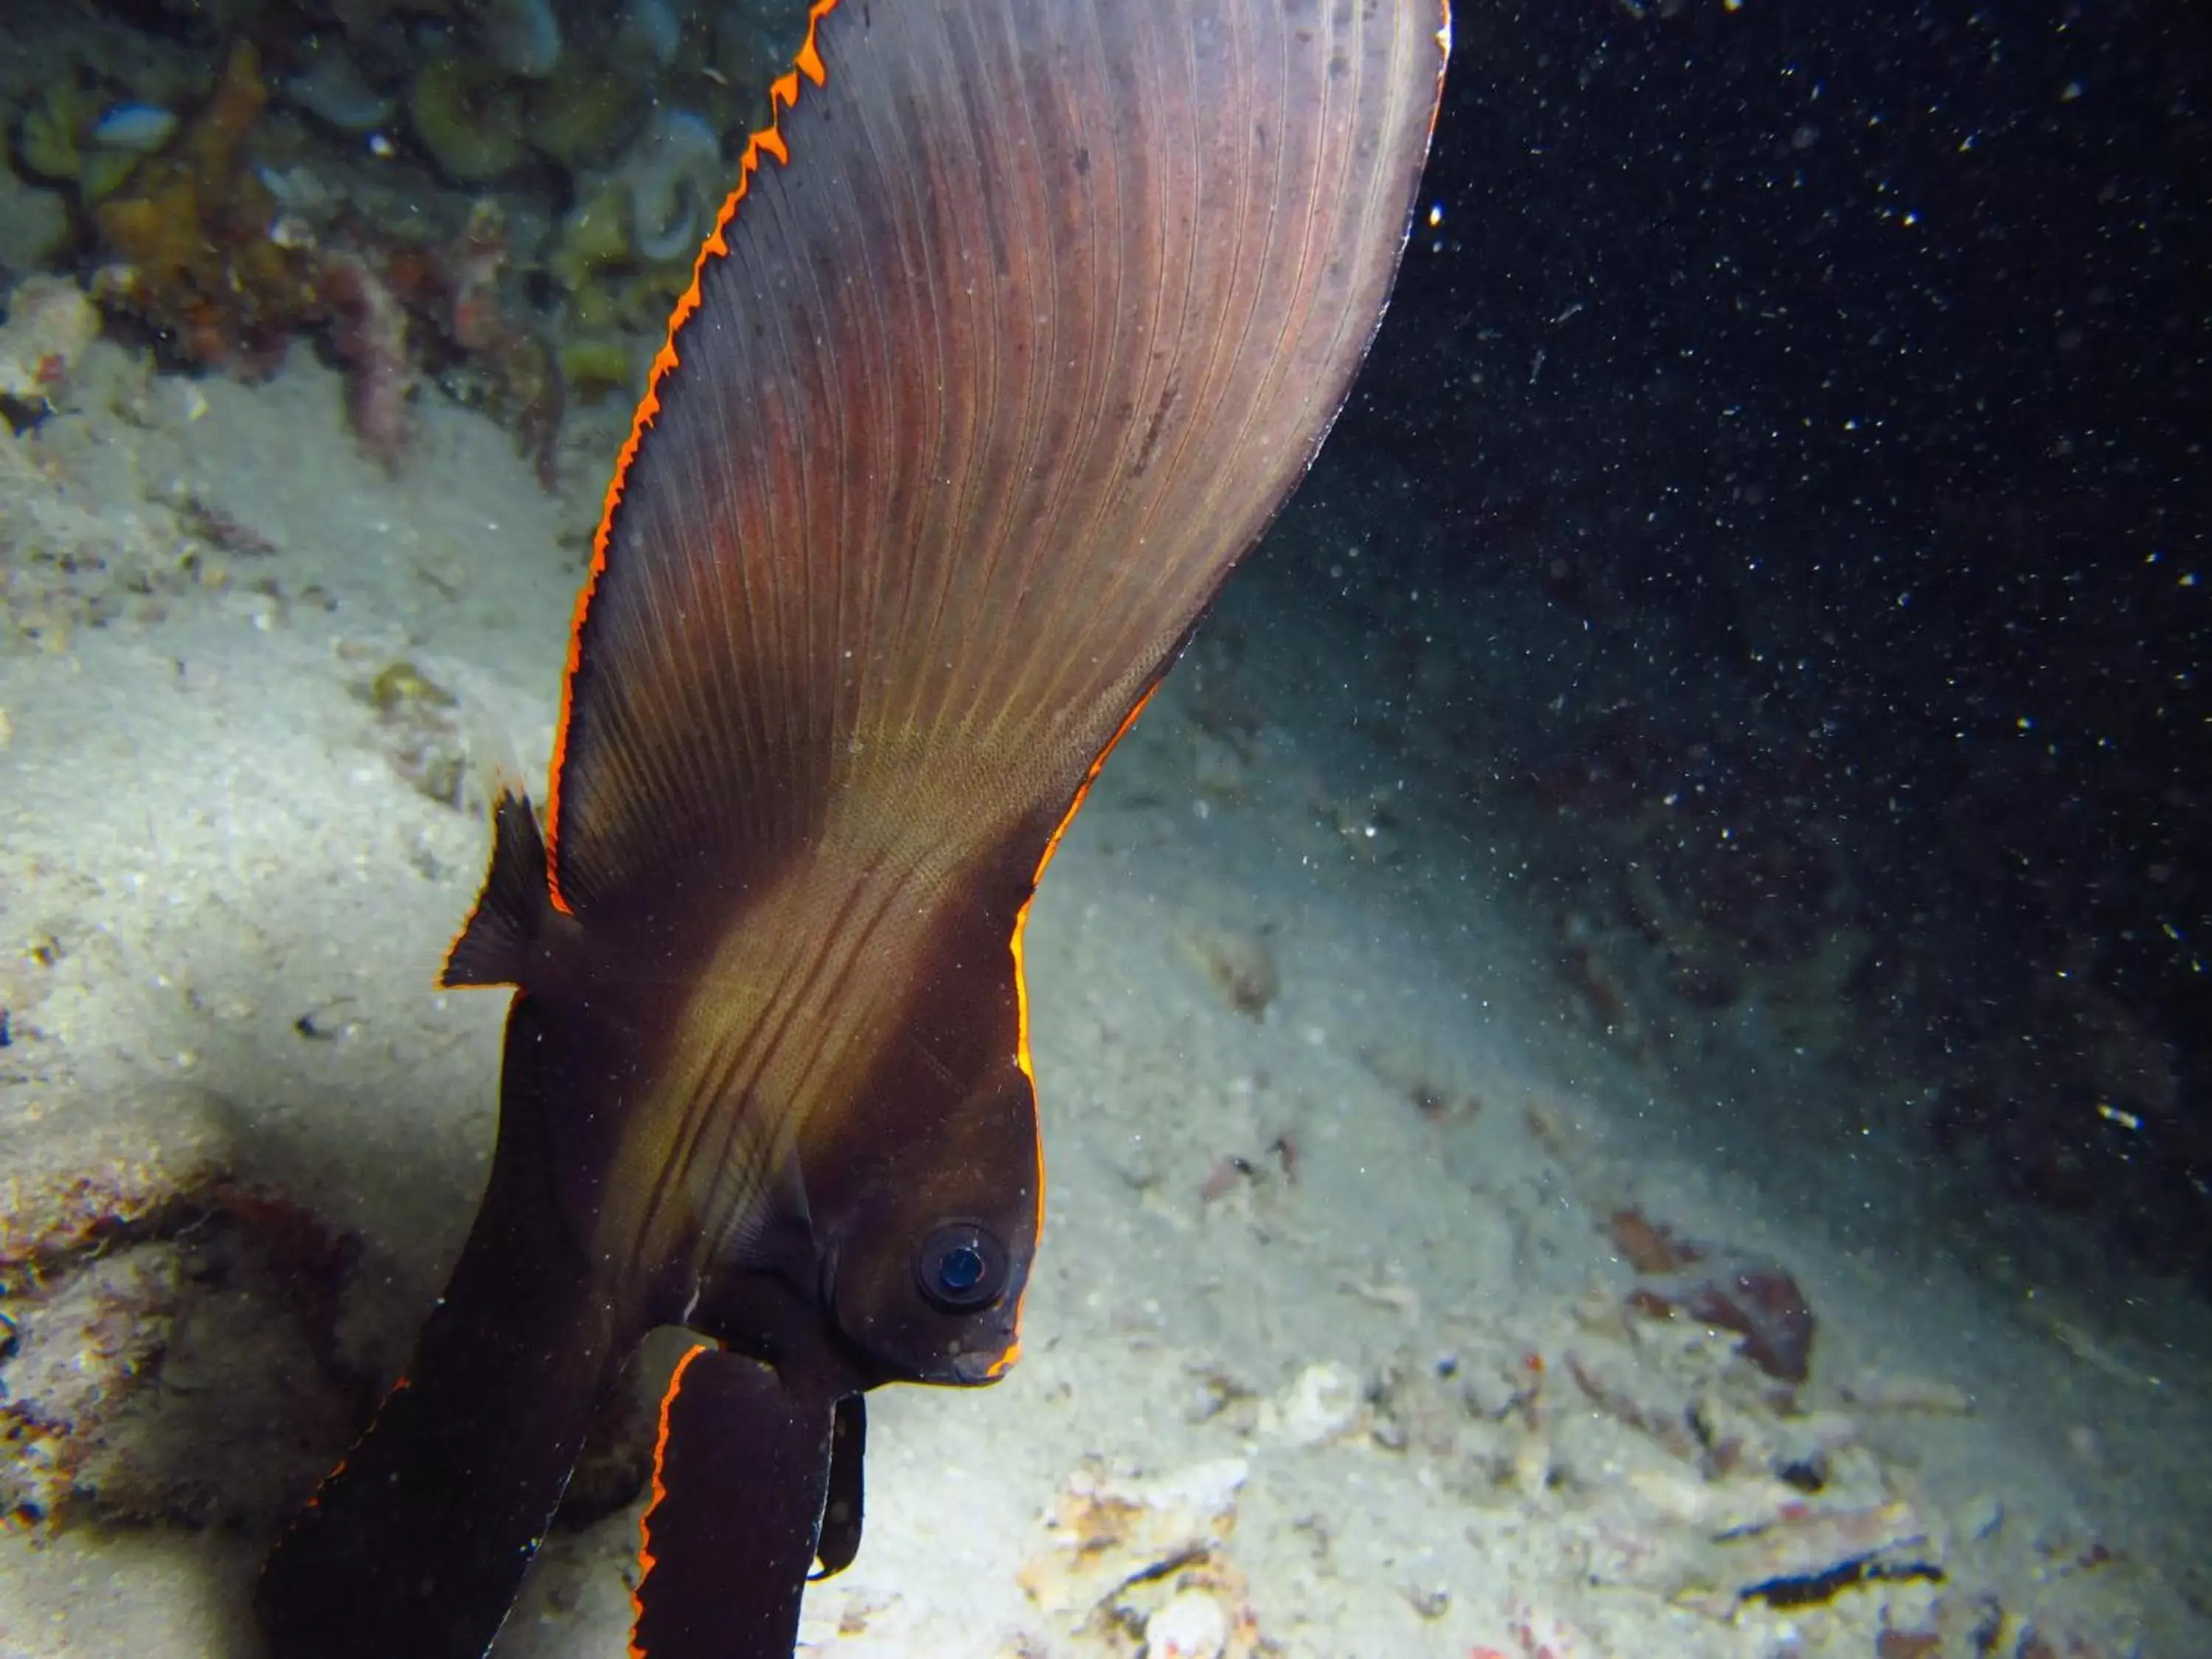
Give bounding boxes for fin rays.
[544,0,1444,924]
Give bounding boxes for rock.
[1018,1458,1248,1618]
[1957,1492,2005,1542]
[1592,1490,1943,1615]
[1610,1208,1819,1382]
[1837,1369,1975,1414]
[1187,927,1279,1018]
[1628,1256,1817,1383]
[0,1242,178,1523]
[1260,1360,1363,1447]
[0,276,100,405]
[1020,1458,1265,1658]
[1145,1587,1230,1659]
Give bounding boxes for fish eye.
[913,1222,1008,1313]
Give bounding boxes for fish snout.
[950,1344,1008,1385]
[945,1297,1024,1385]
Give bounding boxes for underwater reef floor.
[1,339,2208,1657]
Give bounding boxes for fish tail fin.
[442,787,552,988]
[257,997,628,1659]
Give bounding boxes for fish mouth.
[950,1349,1004,1385]
[945,1304,1022,1385]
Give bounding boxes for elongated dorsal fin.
[542,0,1447,922]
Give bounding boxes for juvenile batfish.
[257,1,1447,1653]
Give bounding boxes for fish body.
[258,0,1446,1654]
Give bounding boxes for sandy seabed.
[1,338,2206,1658]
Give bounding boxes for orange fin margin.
[537,0,1444,924]
[630,1346,841,1657]
[545,0,839,916]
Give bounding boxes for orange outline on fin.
[544,0,842,916]
[628,1341,716,1658]
[995,684,1161,1377]
[262,1373,411,1537]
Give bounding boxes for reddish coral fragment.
[1607,1206,1703,1273]
[1198,1155,1252,1205]
[1617,1210,1817,1383]
[323,251,414,467]
[1632,1260,1817,1383]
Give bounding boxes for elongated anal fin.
[442,788,552,988]
[630,1346,846,1659]
[257,998,623,1659]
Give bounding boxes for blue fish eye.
[914,1222,1006,1312]
[937,1245,984,1293]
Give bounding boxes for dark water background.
[1324,0,2211,1285]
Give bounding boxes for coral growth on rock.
[321,249,413,467]
[2,0,815,463]
[1019,1458,1265,1658]
[374,201,563,482]
[0,1119,360,1531]
[92,41,320,375]
[408,55,532,185]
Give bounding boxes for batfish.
[257,0,1445,1652]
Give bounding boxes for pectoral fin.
[813,1392,866,1579]
[257,997,629,1659]
[631,1346,852,1658]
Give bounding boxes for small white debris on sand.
[1259,1360,1364,1447]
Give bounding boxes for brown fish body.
[501,756,1040,1245]
[546,793,1048,1370]
[258,0,1446,1654]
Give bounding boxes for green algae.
[408,56,529,184]
[525,63,641,170]
[555,335,637,400]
